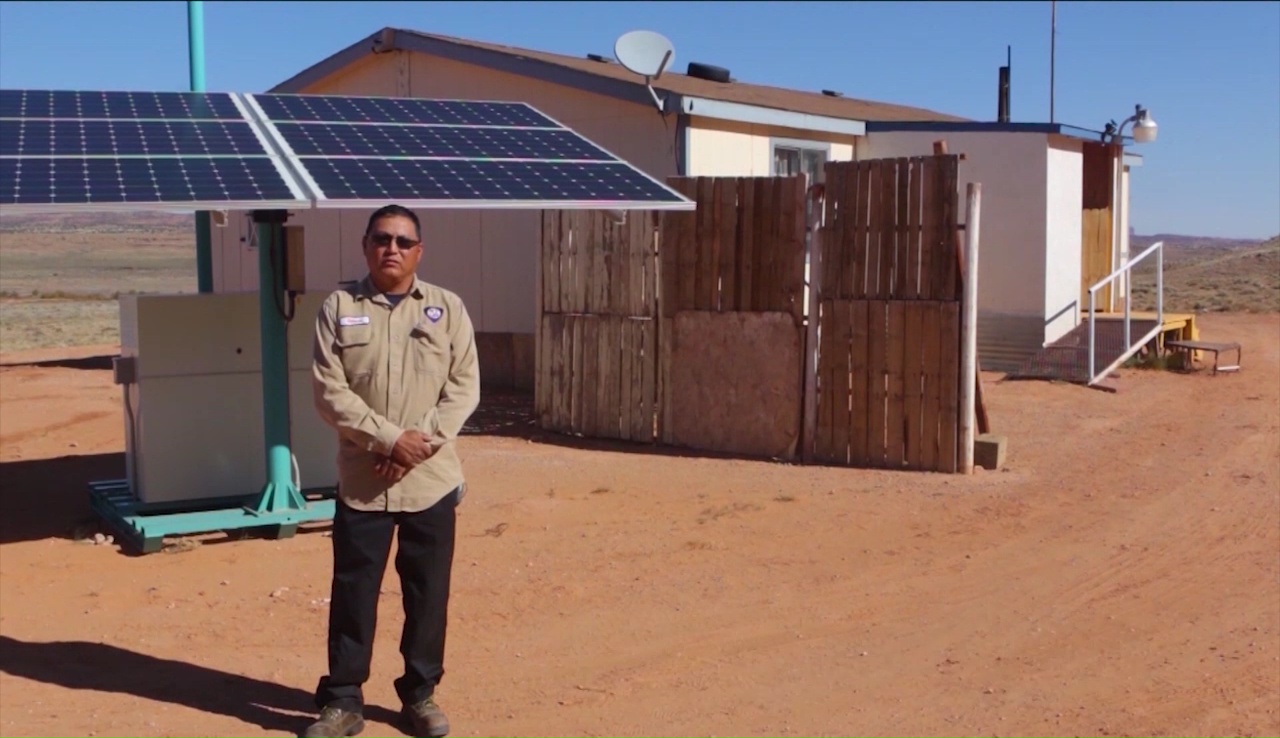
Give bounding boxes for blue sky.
[1,0,1276,239]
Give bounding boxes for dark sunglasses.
[367,231,421,249]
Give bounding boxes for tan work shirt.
[311,276,481,513]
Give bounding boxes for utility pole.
[1050,0,1057,124]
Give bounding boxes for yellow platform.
[1091,310,1200,354]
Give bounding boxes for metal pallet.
[89,479,336,554]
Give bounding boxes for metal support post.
[189,0,214,293]
[249,209,305,514]
[1088,288,1096,380]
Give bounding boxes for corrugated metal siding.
[978,312,1046,373]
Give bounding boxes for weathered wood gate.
[536,209,660,442]
[658,176,809,459]
[811,154,964,472]
[535,175,808,455]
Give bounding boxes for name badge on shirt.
[339,315,371,326]
[425,306,444,323]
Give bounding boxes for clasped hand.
[374,429,435,483]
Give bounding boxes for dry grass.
[1129,235,1280,314]
[0,229,195,353]
[0,217,1274,354]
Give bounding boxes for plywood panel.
[667,311,802,459]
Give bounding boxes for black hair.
[364,204,421,240]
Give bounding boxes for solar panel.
[0,89,309,212]
[1,157,304,206]
[299,159,687,206]
[252,94,559,128]
[246,93,694,210]
[0,120,269,157]
[272,122,614,161]
[0,89,245,120]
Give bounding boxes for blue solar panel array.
[1,90,306,211]
[247,92,691,209]
[0,88,694,212]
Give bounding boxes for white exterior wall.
[685,117,856,177]
[1044,136,1084,343]
[861,131,1049,316]
[861,131,1050,370]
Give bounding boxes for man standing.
[305,204,480,738]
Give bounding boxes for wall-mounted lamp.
[1103,104,1158,144]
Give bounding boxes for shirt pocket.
[410,322,450,376]
[336,323,376,383]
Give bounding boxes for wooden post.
[960,183,982,474]
[535,211,546,427]
[933,139,990,435]
[802,180,824,463]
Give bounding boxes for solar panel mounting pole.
[250,209,306,514]
[188,0,214,294]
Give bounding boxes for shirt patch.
[424,306,444,323]
[339,315,371,326]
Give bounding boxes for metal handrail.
[1087,240,1164,384]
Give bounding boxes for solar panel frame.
[243,93,696,211]
[0,90,311,214]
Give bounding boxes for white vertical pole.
[959,183,981,474]
[1088,288,1096,381]
[1156,242,1164,327]
[802,176,822,463]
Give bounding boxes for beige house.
[209,27,1144,383]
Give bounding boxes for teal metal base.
[88,479,336,555]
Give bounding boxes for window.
[772,143,828,185]
[772,141,829,237]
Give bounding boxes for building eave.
[864,120,1136,145]
[682,96,866,137]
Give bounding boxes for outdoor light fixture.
[1102,104,1159,144]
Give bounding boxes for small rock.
[93,533,106,545]
[270,587,289,598]
[220,580,230,586]
[69,441,79,448]
[860,651,869,657]
[104,535,114,545]
[984,687,995,694]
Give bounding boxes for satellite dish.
[614,30,674,113]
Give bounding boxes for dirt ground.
[0,312,1277,738]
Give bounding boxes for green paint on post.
[251,215,306,514]
[189,1,214,293]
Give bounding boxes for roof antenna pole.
[1049,0,1057,124]
[643,49,672,112]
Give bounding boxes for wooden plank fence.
[659,176,808,323]
[813,155,963,472]
[537,209,659,442]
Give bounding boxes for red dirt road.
[1,313,1277,737]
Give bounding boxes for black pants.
[314,489,459,712]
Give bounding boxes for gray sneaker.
[302,705,365,738]
[403,696,450,737]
